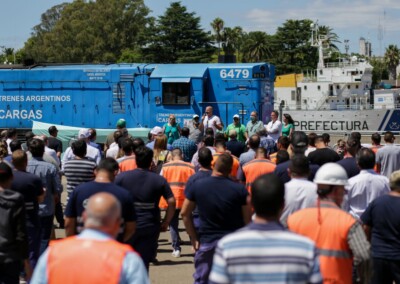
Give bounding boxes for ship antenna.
[310,20,325,69]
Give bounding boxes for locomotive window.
[162,83,190,105]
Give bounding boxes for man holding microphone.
[199,106,223,137]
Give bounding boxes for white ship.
[274,22,400,135]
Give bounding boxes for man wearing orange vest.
[238,147,276,193]
[287,163,370,284]
[160,148,195,258]
[211,140,240,181]
[31,192,149,284]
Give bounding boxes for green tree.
[273,19,318,74]
[143,2,214,63]
[23,0,150,63]
[241,31,272,62]
[384,44,400,80]
[370,56,388,86]
[211,17,224,56]
[318,25,340,53]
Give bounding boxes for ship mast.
[310,21,325,69]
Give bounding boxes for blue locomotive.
[0,63,274,140]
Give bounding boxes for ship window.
[304,85,307,90]
[329,85,333,91]
[336,85,340,89]
[347,85,351,89]
[318,85,321,91]
[291,91,296,101]
[353,99,356,103]
[356,85,359,89]
[162,83,190,105]
[320,70,323,75]
[360,71,363,74]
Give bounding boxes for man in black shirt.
[0,162,30,283]
[115,146,176,270]
[308,135,341,166]
[47,126,63,159]
[11,150,44,269]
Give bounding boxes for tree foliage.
[142,2,214,63]
[23,0,150,63]
[272,19,317,74]
[241,31,272,62]
[384,44,400,80]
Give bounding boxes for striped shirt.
[63,159,96,199]
[209,222,322,284]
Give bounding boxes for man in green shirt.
[225,114,247,143]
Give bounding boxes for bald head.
[83,192,121,237]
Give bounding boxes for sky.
[1,0,399,57]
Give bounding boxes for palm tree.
[210,18,224,56]
[318,25,340,57]
[242,31,271,62]
[384,44,400,80]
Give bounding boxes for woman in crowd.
[163,114,181,145]
[282,113,295,138]
[153,134,172,173]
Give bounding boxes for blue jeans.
[169,209,181,251]
[39,215,54,255]
[26,220,41,268]
[193,240,218,284]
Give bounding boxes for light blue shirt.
[27,157,61,217]
[343,169,390,219]
[31,229,149,284]
[239,148,256,167]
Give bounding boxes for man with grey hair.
[31,193,149,284]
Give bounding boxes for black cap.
[291,131,308,148]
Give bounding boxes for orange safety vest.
[242,159,276,193]
[370,145,382,173]
[269,152,277,164]
[287,200,356,284]
[119,157,137,172]
[211,152,240,180]
[159,160,195,209]
[47,236,133,284]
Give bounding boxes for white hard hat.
[313,163,348,186]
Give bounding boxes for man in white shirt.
[343,148,390,219]
[265,110,282,142]
[199,106,223,137]
[280,154,317,225]
[62,129,101,169]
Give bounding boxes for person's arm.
[199,115,206,132]
[64,217,77,237]
[214,117,223,131]
[348,222,371,283]
[241,195,252,224]
[268,121,281,134]
[120,252,150,284]
[375,163,381,174]
[181,198,199,251]
[123,221,136,243]
[161,196,176,231]
[362,224,371,242]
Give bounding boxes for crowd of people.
[0,106,400,283]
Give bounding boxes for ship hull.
[285,109,400,134]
